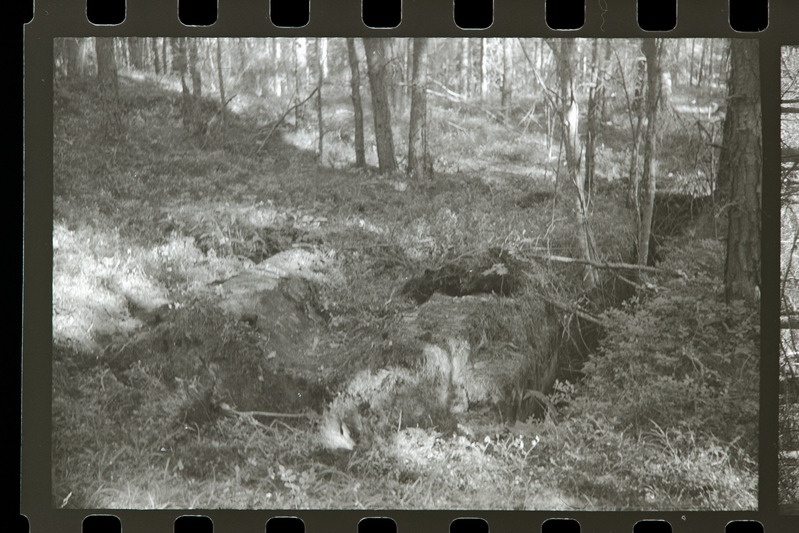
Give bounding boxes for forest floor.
[50,73,758,510]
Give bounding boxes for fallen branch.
[220,402,315,421]
[252,86,320,156]
[427,85,507,125]
[536,292,607,327]
[612,272,647,292]
[444,119,469,133]
[430,79,467,101]
[528,253,685,278]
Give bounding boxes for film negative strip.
[15,0,798,531]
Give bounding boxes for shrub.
[578,282,759,459]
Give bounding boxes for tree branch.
[252,86,320,155]
[539,294,607,327]
[528,253,685,277]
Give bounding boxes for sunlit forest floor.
[51,72,757,510]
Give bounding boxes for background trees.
[780,45,799,509]
[52,37,753,295]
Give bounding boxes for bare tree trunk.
[273,40,284,97]
[61,39,73,79]
[387,39,403,112]
[172,37,200,134]
[707,38,716,88]
[316,38,325,160]
[94,37,121,134]
[118,38,130,69]
[363,38,398,173]
[64,38,84,79]
[187,39,202,98]
[294,38,308,126]
[551,39,596,287]
[320,38,329,78]
[501,39,513,120]
[637,39,664,268]
[689,38,696,86]
[151,37,161,75]
[408,38,431,180]
[585,39,601,198]
[600,40,612,121]
[697,38,707,88]
[721,40,761,304]
[216,39,227,127]
[127,37,145,70]
[78,38,90,77]
[346,38,367,168]
[405,39,413,106]
[479,38,488,100]
[460,37,470,96]
[162,38,169,75]
[628,53,647,208]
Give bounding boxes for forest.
[780,45,799,513]
[52,37,760,510]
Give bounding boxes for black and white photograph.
[779,44,799,514]
[51,37,760,510]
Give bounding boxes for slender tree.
[720,39,762,304]
[94,37,121,133]
[707,38,716,88]
[600,40,612,121]
[479,38,488,100]
[698,38,707,88]
[64,38,90,79]
[636,39,664,268]
[294,38,309,126]
[459,38,470,96]
[215,39,227,128]
[172,37,201,134]
[363,38,398,173]
[346,38,367,168]
[408,38,431,180]
[628,53,648,208]
[551,39,597,287]
[501,39,514,119]
[585,39,601,197]
[127,37,145,70]
[386,39,403,112]
[187,39,202,98]
[405,39,413,106]
[151,38,161,75]
[117,38,129,69]
[162,38,169,74]
[316,38,326,160]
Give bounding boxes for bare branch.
[252,86,320,155]
[538,294,607,327]
[527,253,685,278]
